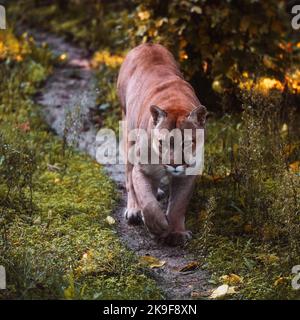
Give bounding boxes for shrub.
[9,0,299,111]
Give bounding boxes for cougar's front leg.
[123,122,142,224]
[125,162,143,225]
[164,176,196,246]
[132,165,169,236]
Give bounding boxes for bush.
[130,0,297,109]
[9,0,299,111]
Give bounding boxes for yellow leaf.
[156,18,168,28]
[105,216,116,225]
[242,71,249,78]
[289,161,300,173]
[219,273,243,285]
[179,261,200,272]
[209,284,236,299]
[274,277,287,287]
[257,78,284,93]
[212,80,224,94]
[179,50,188,61]
[140,256,166,269]
[59,53,68,61]
[138,10,150,21]
[281,123,288,133]
[191,6,202,14]
[228,286,237,294]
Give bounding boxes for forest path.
[31,29,211,299]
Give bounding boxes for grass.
[187,91,300,299]
[92,56,300,299]
[0,29,161,299]
[5,1,300,300]
[82,54,300,298]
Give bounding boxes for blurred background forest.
[0,0,300,299]
[8,0,300,109]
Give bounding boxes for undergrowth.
[0,29,160,299]
[188,89,300,299]
[5,1,300,300]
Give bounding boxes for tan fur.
[117,43,206,246]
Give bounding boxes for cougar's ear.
[188,105,207,127]
[150,105,167,125]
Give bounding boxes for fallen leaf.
[289,161,300,173]
[274,277,287,287]
[191,290,211,298]
[219,273,243,285]
[227,286,237,294]
[105,216,116,225]
[140,256,166,269]
[138,10,150,21]
[191,6,202,14]
[179,261,200,272]
[209,284,236,299]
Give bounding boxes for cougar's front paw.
[143,204,169,236]
[124,208,143,225]
[163,230,192,246]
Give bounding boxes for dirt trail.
[31,29,211,299]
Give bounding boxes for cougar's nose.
[165,165,185,175]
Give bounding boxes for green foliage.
[131,0,291,82]
[9,0,298,110]
[9,0,134,52]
